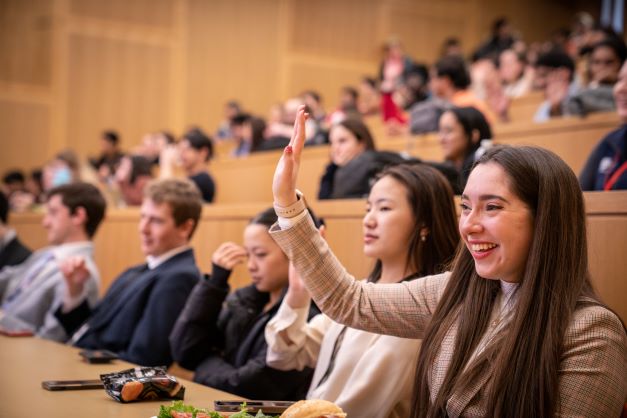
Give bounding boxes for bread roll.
[280,399,347,418]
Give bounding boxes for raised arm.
[270,106,446,338]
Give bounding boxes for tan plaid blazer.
[271,214,627,417]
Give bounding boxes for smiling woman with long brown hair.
[269,106,627,417]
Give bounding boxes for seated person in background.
[114,155,153,206]
[2,170,26,197]
[565,38,627,116]
[0,192,31,270]
[533,50,578,122]
[170,208,320,401]
[580,61,627,191]
[302,90,326,124]
[358,77,381,116]
[56,179,201,366]
[318,119,376,199]
[409,55,492,134]
[230,113,254,157]
[215,100,241,140]
[0,183,104,340]
[179,128,216,203]
[326,87,361,126]
[498,48,534,98]
[2,170,35,213]
[271,106,627,417]
[438,106,493,191]
[266,164,459,418]
[267,98,323,146]
[89,130,124,182]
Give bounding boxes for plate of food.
[154,400,346,418]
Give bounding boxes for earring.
[420,235,427,242]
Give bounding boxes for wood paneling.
[184,0,282,134]
[69,0,174,28]
[66,34,172,157]
[290,0,381,62]
[0,0,52,86]
[0,100,50,172]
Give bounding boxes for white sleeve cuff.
[277,209,308,230]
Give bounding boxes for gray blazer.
[0,242,99,341]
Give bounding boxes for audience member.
[2,170,26,196]
[271,107,627,418]
[179,128,216,203]
[357,77,381,116]
[318,119,376,199]
[440,37,463,58]
[533,50,577,122]
[0,192,31,270]
[266,164,459,417]
[136,131,176,166]
[114,155,153,206]
[0,183,105,340]
[302,91,326,124]
[438,106,493,191]
[170,207,320,400]
[379,38,414,92]
[499,49,534,98]
[89,130,124,181]
[230,113,254,157]
[564,38,627,116]
[580,61,627,191]
[473,17,517,61]
[215,100,242,140]
[56,178,202,366]
[326,87,361,125]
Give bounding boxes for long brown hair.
[368,163,459,281]
[411,146,600,417]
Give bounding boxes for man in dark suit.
[0,192,31,270]
[56,178,203,367]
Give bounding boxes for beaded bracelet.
[273,190,306,218]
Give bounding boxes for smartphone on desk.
[79,349,118,364]
[42,379,104,391]
[214,400,294,414]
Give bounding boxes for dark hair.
[144,178,202,239]
[128,155,153,185]
[362,77,377,89]
[251,206,322,230]
[334,119,376,151]
[341,86,359,102]
[411,145,602,418]
[226,100,241,111]
[46,182,107,238]
[590,38,627,64]
[535,50,575,74]
[183,128,214,161]
[3,170,25,185]
[55,149,79,172]
[434,56,471,89]
[231,113,252,127]
[445,106,493,158]
[160,131,176,145]
[302,90,321,103]
[368,164,459,282]
[102,130,119,145]
[248,117,267,152]
[0,192,8,224]
[492,17,509,35]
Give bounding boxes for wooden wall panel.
[290,0,381,62]
[184,0,282,133]
[66,34,172,157]
[69,0,174,28]
[0,100,50,172]
[0,0,52,86]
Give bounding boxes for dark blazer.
[0,236,31,270]
[170,266,318,400]
[56,248,200,367]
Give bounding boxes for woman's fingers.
[273,106,308,207]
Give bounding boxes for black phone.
[79,349,118,364]
[42,379,105,391]
[214,400,294,414]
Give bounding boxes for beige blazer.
[271,214,627,418]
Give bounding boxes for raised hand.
[59,256,90,299]
[272,105,308,207]
[211,242,248,271]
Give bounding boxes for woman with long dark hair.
[266,164,458,418]
[269,106,627,417]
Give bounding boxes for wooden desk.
[0,336,241,418]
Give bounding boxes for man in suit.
[0,192,31,270]
[0,183,105,340]
[56,178,202,367]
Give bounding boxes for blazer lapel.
[88,265,155,331]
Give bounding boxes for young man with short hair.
[0,183,106,340]
[56,178,202,367]
[179,128,216,203]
